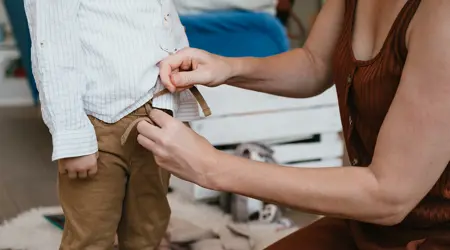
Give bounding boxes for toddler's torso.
[78,0,192,122]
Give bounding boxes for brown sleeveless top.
[333,0,450,227]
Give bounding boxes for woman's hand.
[136,109,220,189]
[158,48,234,92]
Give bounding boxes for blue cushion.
[180,11,289,57]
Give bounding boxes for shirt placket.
[35,1,47,74]
[158,0,177,55]
[345,66,360,166]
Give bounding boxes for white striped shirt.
[24,0,200,161]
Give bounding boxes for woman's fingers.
[159,51,193,92]
[170,71,194,88]
[136,120,163,142]
[180,58,192,71]
[176,86,191,92]
[148,109,174,129]
[159,48,215,91]
[170,70,212,88]
[137,134,165,157]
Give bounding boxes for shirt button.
[347,74,352,84]
[160,45,168,52]
[352,158,359,166]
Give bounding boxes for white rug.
[0,206,63,250]
[0,193,296,250]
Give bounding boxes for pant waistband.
[121,86,211,146]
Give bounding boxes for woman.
[137,0,450,249]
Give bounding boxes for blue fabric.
[180,11,289,57]
[3,0,39,104]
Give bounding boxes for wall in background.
[286,0,322,48]
[293,0,321,32]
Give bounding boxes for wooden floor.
[0,107,58,222]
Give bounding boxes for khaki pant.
[58,104,171,250]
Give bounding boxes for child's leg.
[58,116,129,250]
[117,126,171,250]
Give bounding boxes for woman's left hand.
[136,109,219,189]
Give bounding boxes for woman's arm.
[209,1,450,226]
[159,0,345,98]
[144,0,450,226]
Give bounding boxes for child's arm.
[24,0,97,162]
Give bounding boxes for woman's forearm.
[223,48,333,98]
[210,151,407,226]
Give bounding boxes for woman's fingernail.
[170,74,177,85]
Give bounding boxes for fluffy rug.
[0,193,297,250]
[0,206,63,250]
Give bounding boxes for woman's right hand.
[158,48,234,92]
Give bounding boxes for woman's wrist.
[201,149,233,192]
[222,56,256,84]
[226,57,243,78]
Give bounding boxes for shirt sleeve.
[24,0,97,161]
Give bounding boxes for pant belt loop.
[144,102,153,117]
